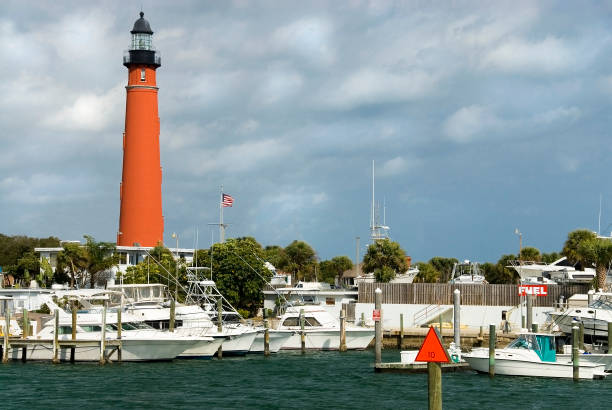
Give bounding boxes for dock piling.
[526,294,533,330]
[2,303,10,363]
[453,289,460,348]
[21,309,28,362]
[52,309,59,364]
[399,313,404,349]
[99,303,107,365]
[375,288,382,365]
[427,361,442,410]
[71,302,77,362]
[263,309,270,357]
[117,295,122,362]
[572,325,579,381]
[169,298,176,333]
[608,322,612,354]
[579,322,585,350]
[300,309,305,353]
[339,306,347,352]
[361,312,365,327]
[489,324,495,378]
[531,323,538,333]
[587,290,594,307]
[217,298,223,359]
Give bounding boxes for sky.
[1,0,612,263]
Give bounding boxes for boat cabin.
[508,333,557,362]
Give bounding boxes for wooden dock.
[375,361,471,373]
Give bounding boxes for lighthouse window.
[132,33,152,50]
[140,69,146,81]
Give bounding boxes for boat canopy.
[508,333,556,362]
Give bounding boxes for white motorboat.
[276,305,374,350]
[109,283,258,355]
[509,257,596,284]
[449,260,487,284]
[8,319,215,362]
[557,351,612,372]
[547,293,612,339]
[463,332,607,379]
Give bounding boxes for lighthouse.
[117,12,164,247]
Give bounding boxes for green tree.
[562,229,596,266]
[120,245,181,293]
[83,235,119,288]
[519,247,541,262]
[414,262,440,283]
[362,239,408,283]
[429,257,458,283]
[263,245,289,270]
[56,242,88,288]
[319,256,353,285]
[196,237,272,316]
[0,234,59,281]
[577,238,612,290]
[541,252,562,264]
[480,254,518,284]
[284,240,317,282]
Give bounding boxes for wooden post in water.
[375,288,382,365]
[169,298,176,333]
[587,290,594,307]
[99,303,107,365]
[117,295,122,362]
[399,313,404,349]
[339,306,347,352]
[453,289,460,348]
[217,298,223,359]
[531,323,538,333]
[263,309,270,357]
[52,309,59,364]
[2,303,10,363]
[300,308,305,354]
[526,294,533,330]
[361,312,365,327]
[608,322,612,354]
[572,325,579,381]
[579,322,585,350]
[21,309,28,362]
[427,361,442,410]
[489,324,495,378]
[71,302,77,362]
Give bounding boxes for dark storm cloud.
[2,0,612,262]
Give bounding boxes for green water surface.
[0,350,610,409]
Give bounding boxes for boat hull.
[280,328,374,350]
[249,330,293,353]
[464,354,605,379]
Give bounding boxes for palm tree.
[56,242,88,288]
[83,235,119,288]
[577,238,612,290]
[562,229,596,267]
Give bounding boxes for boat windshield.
[589,295,612,310]
[508,334,539,351]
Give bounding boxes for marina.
[3,3,612,409]
[2,350,612,410]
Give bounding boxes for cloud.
[43,85,124,132]
[483,36,574,74]
[533,106,581,125]
[443,105,501,143]
[378,157,422,177]
[326,68,439,109]
[272,17,335,67]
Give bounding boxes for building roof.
[342,263,363,278]
[131,12,153,34]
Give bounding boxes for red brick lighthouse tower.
[117,12,163,247]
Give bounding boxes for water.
[1,350,611,409]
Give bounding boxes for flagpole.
[219,185,225,243]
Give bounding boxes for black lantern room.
[123,12,161,68]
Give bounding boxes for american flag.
[222,193,234,207]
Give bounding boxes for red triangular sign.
[414,326,450,363]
